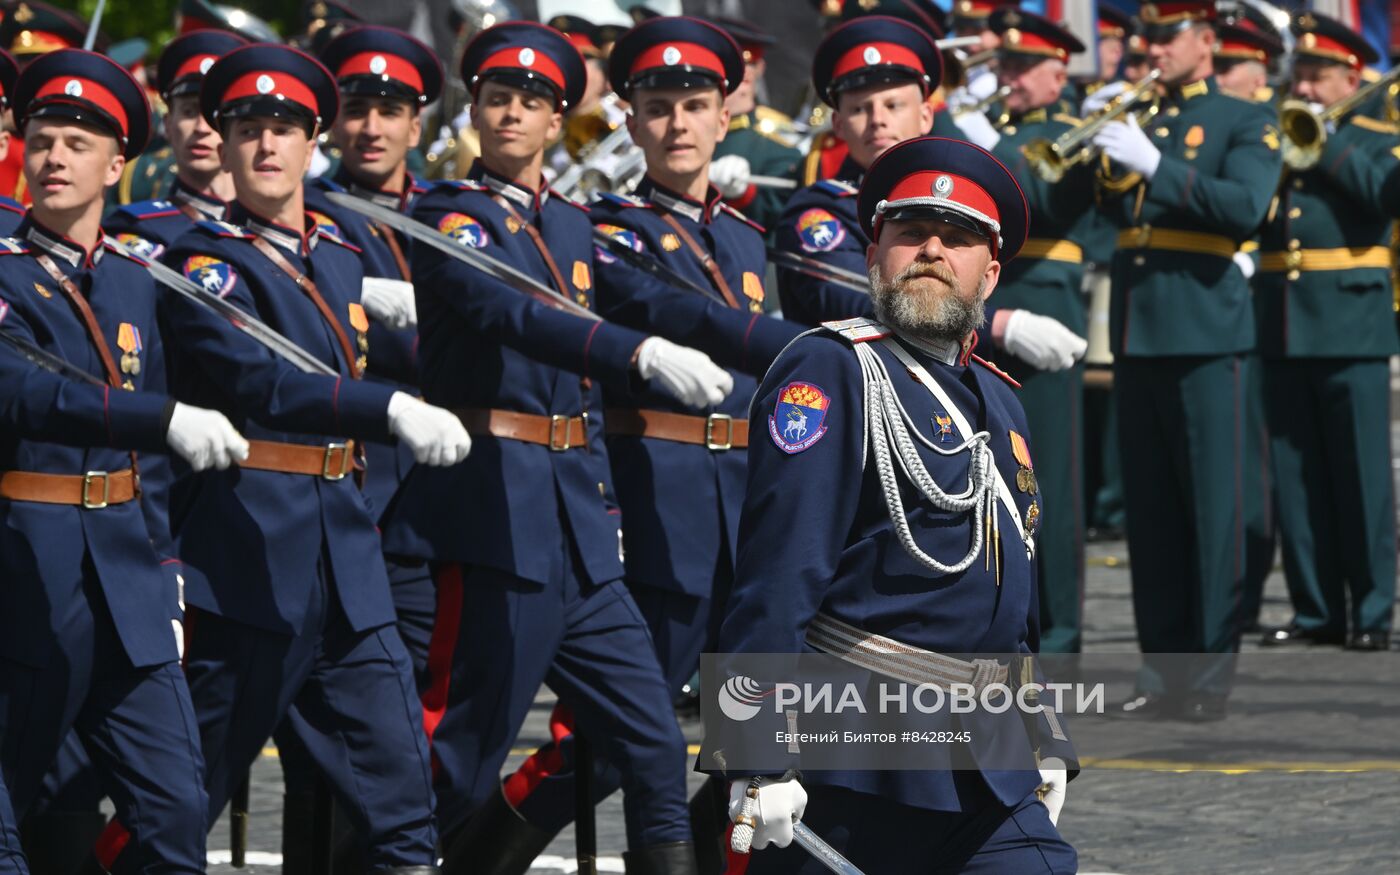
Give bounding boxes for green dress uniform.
[990,102,1098,655]
[713,105,801,230]
[1101,74,1282,701]
[1253,112,1400,642]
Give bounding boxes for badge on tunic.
[1026,500,1040,537]
[115,232,164,260]
[1009,429,1036,494]
[0,298,9,325]
[769,381,831,454]
[661,232,682,252]
[348,302,369,333]
[932,412,954,442]
[572,260,592,291]
[593,224,643,264]
[32,281,52,299]
[795,208,845,253]
[183,255,237,297]
[117,322,142,376]
[308,210,342,239]
[742,271,764,311]
[1184,125,1204,148]
[505,215,523,234]
[438,212,490,248]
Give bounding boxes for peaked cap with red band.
[1139,0,1217,41]
[713,16,775,63]
[0,50,17,111]
[0,1,104,57]
[461,22,586,111]
[607,16,745,99]
[320,25,442,106]
[547,15,604,58]
[951,0,1019,25]
[838,0,947,41]
[1291,12,1377,69]
[991,9,1086,62]
[201,43,339,130]
[157,31,249,99]
[1098,5,1132,39]
[812,15,943,107]
[176,0,279,43]
[858,136,1028,261]
[13,49,150,159]
[1214,20,1283,63]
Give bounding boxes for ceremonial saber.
[792,822,866,875]
[592,230,719,300]
[83,0,107,50]
[0,329,108,386]
[103,237,338,377]
[750,175,797,190]
[935,35,984,51]
[324,191,601,322]
[766,249,871,295]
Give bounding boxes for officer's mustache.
[892,261,958,290]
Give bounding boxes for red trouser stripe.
[94,819,130,871]
[422,564,466,770]
[502,704,575,808]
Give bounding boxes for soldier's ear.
[408,110,423,150]
[103,149,125,189]
[0,128,9,164]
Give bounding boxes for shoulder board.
[813,179,858,197]
[597,191,650,208]
[0,196,23,216]
[440,179,488,192]
[755,105,796,129]
[971,354,1021,388]
[102,239,150,264]
[548,189,590,212]
[820,317,892,344]
[195,220,252,239]
[117,199,181,219]
[1349,115,1400,135]
[316,227,363,253]
[718,201,765,234]
[1053,113,1081,127]
[0,237,30,255]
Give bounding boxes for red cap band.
[221,70,319,116]
[172,53,220,83]
[832,41,926,82]
[11,30,74,54]
[335,50,425,94]
[564,32,598,53]
[478,46,566,95]
[34,75,128,136]
[630,41,725,82]
[885,170,999,224]
[1216,38,1268,61]
[1298,32,1364,68]
[1001,29,1071,60]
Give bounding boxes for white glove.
[166,402,249,471]
[1232,250,1256,280]
[1093,116,1161,180]
[1081,80,1129,115]
[636,337,734,409]
[965,68,998,100]
[728,777,809,852]
[1038,756,1068,825]
[387,392,472,466]
[709,154,752,200]
[173,570,185,660]
[361,277,417,329]
[953,109,1001,151]
[1002,310,1087,371]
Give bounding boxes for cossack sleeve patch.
[795,208,846,253]
[114,232,165,260]
[184,255,237,297]
[593,223,645,264]
[438,212,490,248]
[769,381,831,453]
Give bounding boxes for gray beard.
[869,262,987,345]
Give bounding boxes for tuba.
[1020,70,1162,183]
[1278,66,1400,170]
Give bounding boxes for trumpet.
[953,85,1013,120]
[1279,65,1400,170]
[1020,70,1162,182]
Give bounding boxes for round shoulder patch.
[307,210,342,239]
[115,233,164,260]
[184,255,237,298]
[593,223,644,264]
[768,381,831,454]
[795,208,846,253]
[438,212,490,249]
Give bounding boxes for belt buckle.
[1284,250,1303,270]
[549,415,575,452]
[705,414,734,451]
[322,443,350,481]
[82,471,110,509]
[1134,225,1152,248]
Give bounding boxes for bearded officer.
[1093,0,1282,719]
[712,135,1077,874]
[1255,13,1398,651]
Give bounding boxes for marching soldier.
[1123,28,1151,83]
[0,48,250,874]
[708,18,801,230]
[1086,5,1132,97]
[712,135,1077,874]
[1092,0,1282,719]
[376,21,738,874]
[1213,19,1281,103]
[1255,13,1397,651]
[0,50,21,232]
[160,43,471,872]
[964,8,1096,656]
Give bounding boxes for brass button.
[598,482,607,496]
[1292,178,1304,189]
[1288,239,1301,250]
[1288,207,1302,219]
[1133,255,1146,267]
[1154,127,1170,138]
[1166,106,1180,117]
[1004,125,1017,135]
[1287,270,1300,281]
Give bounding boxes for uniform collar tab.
[233,202,317,254]
[25,220,101,269]
[639,176,722,223]
[336,165,414,211]
[469,160,546,211]
[171,178,228,221]
[892,327,962,366]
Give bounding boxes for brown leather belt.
[0,468,138,508]
[604,409,748,451]
[455,409,589,451]
[242,439,357,480]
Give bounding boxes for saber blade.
[0,330,107,386]
[766,249,871,294]
[792,822,867,875]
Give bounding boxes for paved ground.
[200,407,1400,874]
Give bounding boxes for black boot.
[687,776,730,875]
[21,811,109,875]
[438,786,557,875]
[622,842,699,875]
[280,789,319,875]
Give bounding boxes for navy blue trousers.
[424,555,690,849]
[183,562,436,870]
[745,783,1077,874]
[0,769,19,874]
[0,571,207,875]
